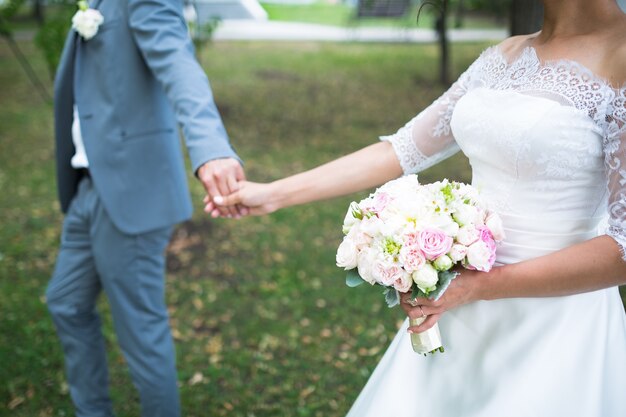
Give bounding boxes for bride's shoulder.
[592,13,626,88]
[605,25,626,88]
[476,34,536,63]
[494,34,536,55]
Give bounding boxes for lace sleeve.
[380,55,482,174]
[604,86,626,259]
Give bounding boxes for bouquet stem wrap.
[409,318,443,354]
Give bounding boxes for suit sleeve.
[128,0,241,173]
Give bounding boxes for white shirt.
[71,106,89,168]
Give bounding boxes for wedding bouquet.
[336,176,504,354]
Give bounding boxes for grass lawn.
[260,1,506,29]
[1,37,623,416]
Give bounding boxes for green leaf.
[428,270,459,301]
[441,182,454,204]
[410,282,427,300]
[383,287,399,308]
[345,269,365,287]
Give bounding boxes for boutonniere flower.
[72,0,104,41]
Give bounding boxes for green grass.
[1,38,624,416]
[0,38,480,417]
[260,1,506,29]
[262,1,356,27]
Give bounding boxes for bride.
[207,0,626,415]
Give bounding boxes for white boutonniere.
[72,0,104,41]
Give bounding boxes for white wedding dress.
[346,45,626,417]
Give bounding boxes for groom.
[46,1,243,416]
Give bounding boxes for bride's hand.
[203,181,280,217]
[401,267,492,334]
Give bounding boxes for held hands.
[203,181,280,218]
[197,158,248,218]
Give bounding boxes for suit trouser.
[46,177,179,417]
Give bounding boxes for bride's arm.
[222,142,404,214]
[483,236,626,299]
[405,235,626,333]
[206,55,484,216]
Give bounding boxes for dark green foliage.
[33,3,74,80]
[0,0,26,36]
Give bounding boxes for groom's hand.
[205,181,280,217]
[197,158,248,218]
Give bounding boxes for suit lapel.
[54,28,77,87]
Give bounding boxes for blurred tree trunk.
[435,0,449,85]
[454,0,465,28]
[510,0,543,35]
[32,0,45,24]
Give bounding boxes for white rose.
[485,212,506,241]
[373,261,405,287]
[448,244,468,262]
[183,4,198,24]
[336,237,358,270]
[431,213,460,236]
[475,208,486,227]
[342,202,361,234]
[453,204,479,227]
[357,247,379,285]
[466,241,492,271]
[457,225,480,246]
[358,196,375,214]
[380,175,420,197]
[412,263,439,292]
[359,216,384,238]
[433,255,453,271]
[72,9,104,40]
[347,226,373,250]
[457,183,480,203]
[380,217,406,239]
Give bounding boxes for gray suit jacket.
[54,0,240,234]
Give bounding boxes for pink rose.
[417,228,453,261]
[478,227,497,255]
[478,226,494,243]
[372,192,393,214]
[393,271,413,293]
[403,232,420,247]
[399,244,426,272]
[363,192,393,215]
[373,262,404,286]
[465,227,497,271]
[479,227,498,267]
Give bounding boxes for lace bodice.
[382,45,626,259]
